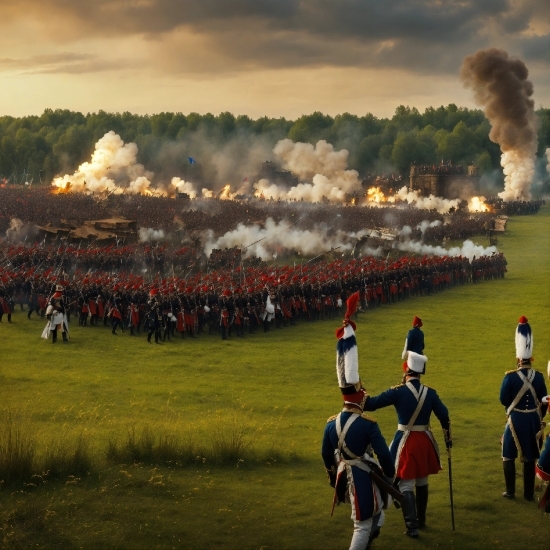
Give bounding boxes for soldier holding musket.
[322,293,397,550]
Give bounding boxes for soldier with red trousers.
[364,351,451,538]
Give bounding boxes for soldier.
[322,292,396,550]
[401,316,425,358]
[364,351,451,538]
[41,285,69,343]
[500,316,547,501]
[536,363,550,513]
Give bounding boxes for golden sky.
[0,0,548,119]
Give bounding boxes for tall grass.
[0,412,35,486]
[0,411,93,487]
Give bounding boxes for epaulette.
[504,370,516,376]
[326,414,338,423]
[391,383,404,390]
[361,413,377,423]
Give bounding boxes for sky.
[0,0,548,120]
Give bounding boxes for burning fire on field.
[468,196,492,213]
[366,186,388,203]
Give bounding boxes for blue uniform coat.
[322,412,394,521]
[500,367,547,461]
[364,379,449,472]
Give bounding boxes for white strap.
[336,412,361,460]
[506,370,539,416]
[405,382,428,430]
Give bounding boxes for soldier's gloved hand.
[326,468,336,488]
[445,439,453,449]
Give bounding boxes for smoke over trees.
[460,49,542,201]
[0,104,548,190]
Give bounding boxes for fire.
[468,196,492,213]
[366,186,387,203]
[51,182,72,194]
[219,184,232,200]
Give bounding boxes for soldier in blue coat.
[364,351,451,538]
[322,292,396,550]
[500,316,547,501]
[401,316,425,359]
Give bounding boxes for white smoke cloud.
[5,218,39,243]
[397,238,497,260]
[417,219,442,234]
[388,186,461,214]
[171,177,198,198]
[546,148,550,174]
[253,139,362,203]
[202,217,361,260]
[138,227,166,242]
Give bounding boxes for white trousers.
[349,511,384,550]
[398,477,428,492]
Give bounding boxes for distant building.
[409,161,479,198]
[257,161,298,187]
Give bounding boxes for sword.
[445,430,456,531]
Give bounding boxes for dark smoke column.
[460,49,538,201]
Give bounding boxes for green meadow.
[1,205,549,549]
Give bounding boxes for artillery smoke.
[202,217,368,260]
[253,139,362,202]
[387,186,460,214]
[52,131,154,194]
[397,239,497,261]
[139,227,166,242]
[5,218,39,243]
[460,49,538,201]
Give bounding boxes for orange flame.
[468,196,492,213]
[366,186,387,203]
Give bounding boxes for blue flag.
[188,157,196,164]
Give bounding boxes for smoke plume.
[202,217,366,260]
[52,131,154,195]
[139,227,166,242]
[387,186,461,214]
[253,139,362,202]
[460,49,538,201]
[397,239,497,261]
[5,218,39,243]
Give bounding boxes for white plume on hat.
[515,316,533,360]
[406,351,427,374]
[336,323,360,387]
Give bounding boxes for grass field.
[1,205,550,549]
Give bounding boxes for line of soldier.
[322,309,550,550]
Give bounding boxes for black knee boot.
[502,460,516,499]
[401,491,419,538]
[62,331,68,343]
[51,328,57,343]
[523,461,535,501]
[416,485,428,528]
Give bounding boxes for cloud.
[0,53,131,74]
[0,0,548,78]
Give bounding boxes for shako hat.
[515,315,533,360]
[335,292,365,407]
[405,351,428,374]
[412,316,423,328]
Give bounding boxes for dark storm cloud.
[3,0,549,74]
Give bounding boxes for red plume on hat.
[335,292,359,339]
[412,316,423,328]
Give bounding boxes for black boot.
[401,491,419,538]
[416,485,428,528]
[523,461,535,501]
[502,460,516,499]
[51,328,57,344]
[62,332,68,343]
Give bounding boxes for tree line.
[0,105,548,185]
